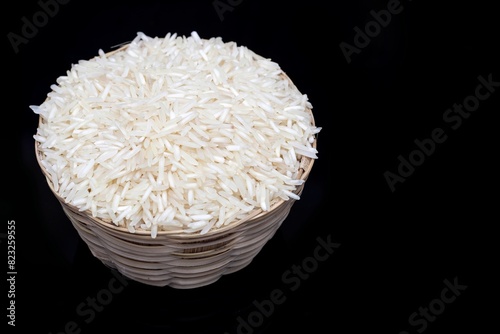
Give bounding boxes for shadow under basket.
[35,122,316,289]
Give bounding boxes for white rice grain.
[32,31,320,237]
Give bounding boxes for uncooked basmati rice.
[32,31,321,237]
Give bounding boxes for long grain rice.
[33,31,321,237]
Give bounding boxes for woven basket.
[34,44,317,288]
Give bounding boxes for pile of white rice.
[32,31,320,237]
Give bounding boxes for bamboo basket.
[34,45,317,289]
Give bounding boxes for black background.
[4,0,498,333]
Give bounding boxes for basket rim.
[33,43,318,239]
